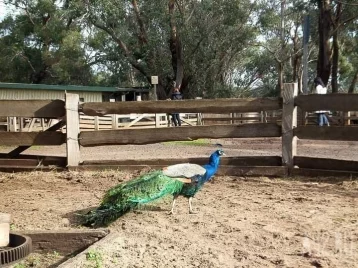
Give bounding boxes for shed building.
[0,83,149,102]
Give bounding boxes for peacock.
[83,149,225,227]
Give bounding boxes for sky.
[0,1,14,20]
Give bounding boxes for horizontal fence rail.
[0,132,66,146]
[291,168,358,177]
[2,84,358,177]
[79,123,281,146]
[294,156,358,172]
[295,94,358,112]
[84,156,282,167]
[80,98,282,116]
[0,100,65,118]
[73,165,288,177]
[0,154,66,166]
[294,126,358,141]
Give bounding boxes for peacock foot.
[167,210,175,215]
[189,210,198,214]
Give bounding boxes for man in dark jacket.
[171,87,182,126]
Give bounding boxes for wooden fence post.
[66,93,81,167]
[112,114,118,129]
[155,114,160,128]
[344,111,351,126]
[94,116,99,130]
[282,83,298,174]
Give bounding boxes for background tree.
[1,0,358,96]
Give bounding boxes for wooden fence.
[1,83,358,177]
[3,113,200,132]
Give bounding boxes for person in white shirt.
[314,77,330,126]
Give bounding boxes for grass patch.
[11,251,64,268]
[162,139,211,146]
[86,250,103,268]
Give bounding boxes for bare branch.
[89,17,148,78]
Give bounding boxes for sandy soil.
[1,169,357,268]
[2,138,358,161]
[1,139,358,267]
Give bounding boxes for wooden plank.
[0,100,65,118]
[294,156,358,172]
[0,132,65,146]
[123,114,146,128]
[24,230,109,255]
[83,156,282,167]
[8,117,17,132]
[71,165,288,177]
[217,166,288,177]
[0,154,66,166]
[0,165,66,172]
[94,116,99,130]
[58,232,119,268]
[80,98,282,116]
[79,123,281,146]
[291,168,358,178]
[66,93,81,167]
[28,118,36,131]
[294,126,358,141]
[19,117,24,132]
[295,94,358,112]
[155,114,160,128]
[7,120,66,158]
[344,111,351,126]
[202,117,262,121]
[0,159,41,166]
[282,83,298,171]
[112,114,118,129]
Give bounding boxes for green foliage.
[86,250,103,268]
[1,0,358,95]
[0,0,93,85]
[13,264,26,268]
[163,139,210,146]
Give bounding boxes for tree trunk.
[317,0,332,85]
[348,70,358,93]
[278,62,283,95]
[30,69,48,84]
[331,2,342,93]
[169,0,184,89]
[291,27,302,87]
[331,30,339,93]
[278,0,285,95]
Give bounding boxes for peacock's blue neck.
[202,153,221,181]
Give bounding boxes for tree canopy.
[1,0,358,98]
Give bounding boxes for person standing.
[314,77,330,126]
[171,87,182,126]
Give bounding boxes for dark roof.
[0,82,150,93]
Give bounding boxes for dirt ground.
[0,139,358,267]
[2,137,358,161]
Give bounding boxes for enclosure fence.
[1,83,358,177]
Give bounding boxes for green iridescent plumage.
[83,170,185,227]
[83,149,224,227]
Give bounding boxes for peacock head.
[216,149,225,156]
[208,149,225,166]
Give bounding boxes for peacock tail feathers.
[82,170,184,227]
[82,149,225,227]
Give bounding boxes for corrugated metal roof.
[0,82,150,93]
[0,89,102,102]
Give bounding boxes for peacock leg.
[188,197,197,214]
[168,195,178,215]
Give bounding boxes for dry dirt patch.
[0,171,357,268]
